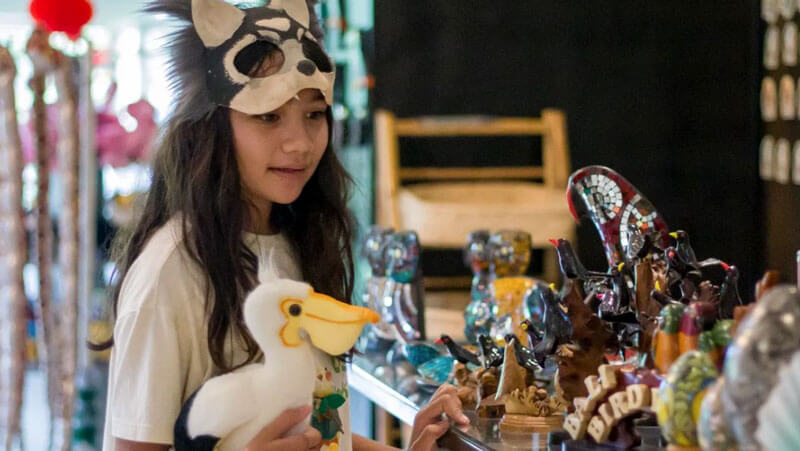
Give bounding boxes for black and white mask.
[191,0,334,115]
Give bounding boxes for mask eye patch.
[301,38,333,73]
[234,40,285,78]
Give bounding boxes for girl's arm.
[114,406,320,451]
[352,434,396,451]
[354,384,470,451]
[113,438,170,451]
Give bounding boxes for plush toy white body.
[174,279,379,451]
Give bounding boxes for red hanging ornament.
[29,0,93,40]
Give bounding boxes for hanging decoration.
[53,44,81,451]
[28,0,93,40]
[0,44,29,450]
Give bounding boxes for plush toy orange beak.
[280,291,379,355]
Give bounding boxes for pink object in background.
[19,82,157,168]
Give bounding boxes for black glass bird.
[520,318,543,348]
[549,238,609,282]
[669,230,698,264]
[718,265,743,319]
[504,334,543,373]
[477,334,504,368]
[435,334,480,366]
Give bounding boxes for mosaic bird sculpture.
[567,166,670,267]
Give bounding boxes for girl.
[100,0,469,450]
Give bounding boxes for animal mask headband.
[147,0,334,119]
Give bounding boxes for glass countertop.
[348,351,567,450]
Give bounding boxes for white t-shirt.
[102,217,352,451]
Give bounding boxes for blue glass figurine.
[463,230,493,344]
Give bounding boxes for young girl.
[101,0,469,450]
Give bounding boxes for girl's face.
[230,89,329,214]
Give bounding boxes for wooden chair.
[374,109,574,285]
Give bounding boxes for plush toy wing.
[175,366,259,450]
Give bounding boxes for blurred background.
[0,0,796,449]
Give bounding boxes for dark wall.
[374,1,764,292]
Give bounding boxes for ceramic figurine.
[362,225,395,341]
[698,320,733,371]
[174,279,378,450]
[382,230,425,342]
[722,286,800,450]
[655,351,719,451]
[755,349,800,451]
[697,377,737,451]
[567,165,670,267]
[463,230,494,344]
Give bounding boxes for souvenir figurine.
[435,334,480,367]
[174,279,378,451]
[463,230,494,344]
[755,350,800,451]
[361,225,395,341]
[489,230,532,277]
[697,377,737,451]
[655,351,719,451]
[555,281,617,404]
[566,166,670,267]
[722,286,800,450]
[416,356,456,385]
[478,334,504,369]
[521,281,573,365]
[403,342,440,368]
[490,276,536,342]
[563,363,662,448]
[382,230,425,342]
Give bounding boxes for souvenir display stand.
[350,164,800,451]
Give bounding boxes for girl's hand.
[408,384,470,451]
[245,405,322,451]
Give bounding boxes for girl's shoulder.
[117,217,205,317]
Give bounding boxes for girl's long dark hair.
[96,107,355,372]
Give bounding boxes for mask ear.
[191,0,246,48]
[269,0,310,29]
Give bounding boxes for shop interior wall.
[373,1,766,292]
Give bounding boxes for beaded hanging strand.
[26,28,63,447]
[53,46,81,451]
[0,44,28,450]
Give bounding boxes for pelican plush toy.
[173,279,379,450]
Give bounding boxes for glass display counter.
[348,353,573,451]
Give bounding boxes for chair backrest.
[374,109,570,228]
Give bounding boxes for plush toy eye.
[289,304,302,316]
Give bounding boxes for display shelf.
[347,361,418,426]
